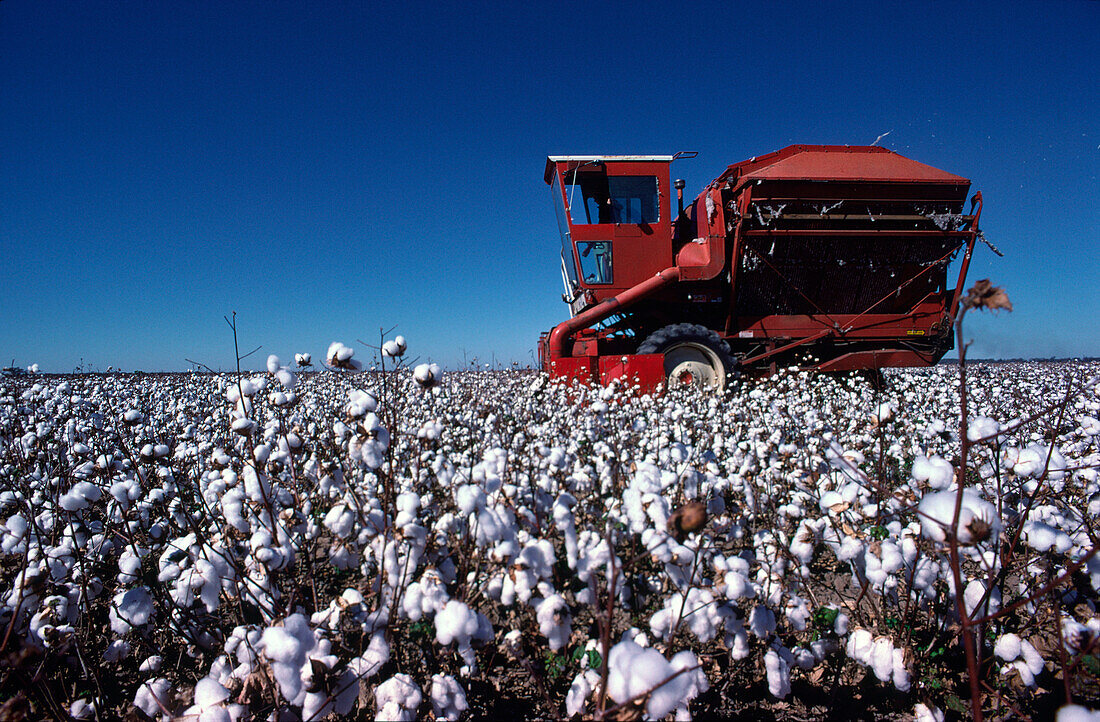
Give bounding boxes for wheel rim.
[663,342,725,391]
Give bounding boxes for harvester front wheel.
[637,324,736,393]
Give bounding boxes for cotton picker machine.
[537,145,986,392]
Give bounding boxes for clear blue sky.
[2,1,1097,372]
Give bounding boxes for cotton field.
[1,349,1099,721]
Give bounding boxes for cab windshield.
[565,172,659,225]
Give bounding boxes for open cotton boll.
[964,579,1001,618]
[303,670,359,720]
[435,600,478,664]
[748,605,777,639]
[69,699,95,720]
[134,678,172,721]
[1019,639,1045,676]
[327,342,353,363]
[430,674,468,722]
[191,676,231,711]
[994,632,1022,661]
[348,632,391,681]
[1057,705,1100,722]
[846,628,874,664]
[1022,520,1074,554]
[912,455,955,489]
[275,367,296,390]
[536,594,572,651]
[1079,416,1100,436]
[413,363,443,389]
[375,674,423,722]
[566,670,601,718]
[968,416,1002,442]
[345,389,378,418]
[606,640,701,719]
[326,342,361,370]
[110,586,154,634]
[59,481,102,512]
[764,647,791,698]
[259,614,317,705]
[918,489,999,544]
[869,637,894,682]
[382,336,407,358]
[892,647,911,691]
[914,702,946,722]
[266,355,281,373]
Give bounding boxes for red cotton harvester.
[538,145,985,392]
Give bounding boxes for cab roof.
[544,155,674,184]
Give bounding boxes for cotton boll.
[110,586,154,634]
[435,600,478,659]
[846,628,874,664]
[348,632,390,681]
[414,363,443,389]
[326,342,361,370]
[968,416,1002,442]
[375,674,423,722]
[266,355,281,373]
[193,676,231,711]
[891,647,911,691]
[430,674,468,722]
[566,670,600,718]
[912,455,955,489]
[275,367,296,390]
[303,667,359,720]
[994,632,1022,661]
[103,639,131,661]
[536,594,572,651]
[1011,658,1037,688]
[134,678,172,721]
[914,702,945,722]
[722,570,754,601]
[260,614,317,705]
[345,389,378,418]
[748,605,776,639]
[918,489,999,544]
[140,655,163,673]
[382,336,407,358]
[59,481,102,512]
[1057,705,1100,722]
[764,647,791,698]
[870,636,894,682]
[606,640,698,719]
[1022,521,1072,553]
[1019,639,1045,676]
[69,699,95,720]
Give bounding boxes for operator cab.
[546,156,674,315]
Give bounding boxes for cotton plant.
[1,353,1099,719]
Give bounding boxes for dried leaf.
[964,279,1013,312]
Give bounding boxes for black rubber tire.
[637,323,737,392]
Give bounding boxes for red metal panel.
[716,145,970,187]
[598,354,665,392]
[548,356,598,385]
[816,350,937,372]
[737,311,948,338]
